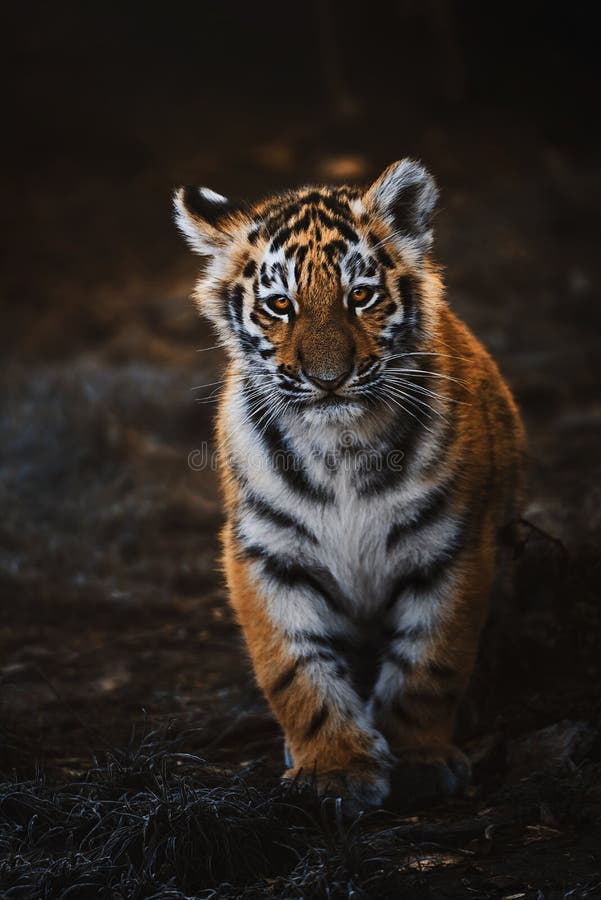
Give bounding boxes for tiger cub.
[174,160,525,811]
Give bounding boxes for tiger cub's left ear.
[364,159,438,258]
[173,186,242,256]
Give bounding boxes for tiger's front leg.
[223,525,395,812]
[373,543,495,804]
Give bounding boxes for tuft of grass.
[1,726,600,899]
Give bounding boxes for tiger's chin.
[295,398,368,429]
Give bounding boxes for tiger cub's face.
[175,160,442,424]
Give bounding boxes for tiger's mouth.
[300,393,369,424]
[270,376,374,418]
[312,394,351,407]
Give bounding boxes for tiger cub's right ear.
[173,186,240,256]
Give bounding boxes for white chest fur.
[225,389,454,619]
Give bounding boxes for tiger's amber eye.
[266,295,292,315]
[349,286,374,307]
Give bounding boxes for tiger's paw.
[388,745,471,809]
[283,761,392,815]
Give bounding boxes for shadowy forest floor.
[2,84,601,897]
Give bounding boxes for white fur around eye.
[347,286,381,314]
[262,295,296,321]
[263,304,290,321]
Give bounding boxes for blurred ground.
[1,3,601,896]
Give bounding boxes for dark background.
[4,1,600,356]
[1,2,601,895]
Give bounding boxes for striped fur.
[174,160,526,811]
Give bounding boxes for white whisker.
[378,386,436,434]
[384,367,470,390]
[191,372,279,393]
[380,350,469,366]
[383,375,467,405]
[195,341,228,353]
[380,383,448,424]
[369,228,411,252]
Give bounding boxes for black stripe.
[271,650,343,698]
[279,191,348,219]
[263,193,358,253]
[292,209,313,236]
[386,649,413,672]
[336,186,359,200]
[356,412,424,496]
[384,534,464,612]
[302,649,341,666]
[299,631,354,656]
[405,687,458,706]
[246,494,318,543]
[313,649,340,664]
[305,704,329,739]
[242,384,333,504]
[364,259,377,278]
[294,245,308,283]
[219,284,230,324]
[428,661,455,680]
[346,250,361,282]
[226,284,262,355]
[269,225,293,252]
[261,199,302,232]
[318,192,353,219]
[258,418,333,504]
[263,192,352,234]
[238,543,268,562]
[390,699,419,726]
[302,628,383,700]
[298,191,322,206]
[228,283,244,328]
[313,208,358,243]
[273,565,343,614]
[273,261,289,289]
[397,274,419,334]
[243,259,257,279]
[264,422,334,503]
[385,480,455,551]
[271,662,300,695]
[389,623,428,642]
[420,322,466,479]
[355,345,439,495]
[323,239,347,264]
[376,247,395,269]
[241,547,344,614]
[239,333,261,353]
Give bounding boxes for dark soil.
[2,5,601,896]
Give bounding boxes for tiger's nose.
[303,369,351,392]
